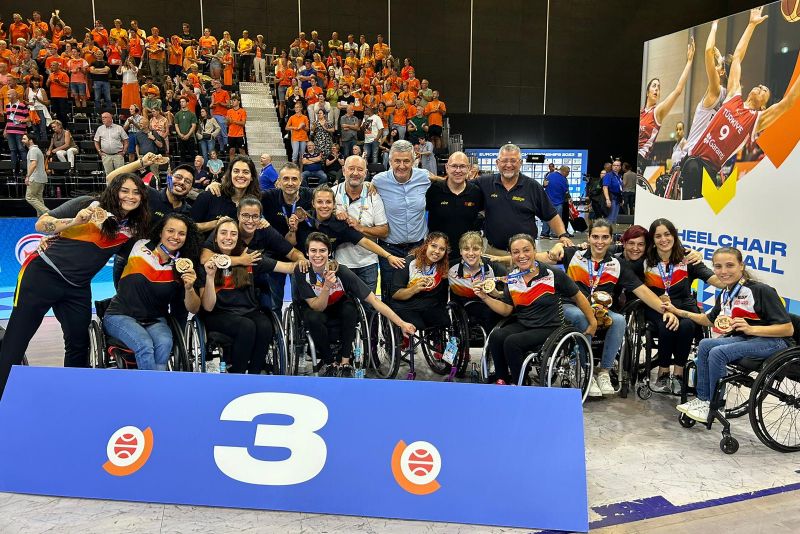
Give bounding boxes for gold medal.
[714,315,734,334]
[175,258,193,273]
[213,254,232,269]
[326,259,339,273]
[482,279,496,293]
[419,276,435,289]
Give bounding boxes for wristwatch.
[558,232,570,239]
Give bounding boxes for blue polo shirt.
[259,164,279,191]
[603,171,623,196]
[372,167,432,245]
[300,68,316,91]
[544,171,569,206]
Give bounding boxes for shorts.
[278,85,289,102]
[228,136,245,149]
[127,133,137,154]
[70,82,86,96]
[679,155,714,200]
[428,124,443,138]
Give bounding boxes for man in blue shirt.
[298,59,316,92]
[603,159,624,224]
[258,153,279,191]
[541,165,570,239]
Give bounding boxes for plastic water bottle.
[219,361,227,373]
[56,187,61,198]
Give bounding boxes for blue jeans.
[607,196,621,223]
[394,125,406,140]
[562,303,624,370]
[32,118,48,142]
[213,115,228,149]
[301,169,327,186]
[695,336,787,402]
[7,133,26,168]
[363,140,380,163]
[342,138,357,157]
[291,141,307,163]
[103,315,172,370]
[93,81,112,110]
[541,202,562,237]
[199,139,215,163]
[350,263,379,316]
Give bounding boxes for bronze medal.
[714,315,734,334]
[175,258,193,274]
[326,259,339,273]
[91,207,108,224]
[482,279,496,293]
[420,276,435,289]
[213,254,232,269]
[294,207,309,221]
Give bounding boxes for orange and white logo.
[102,426,154,476]
[391,440,441,495]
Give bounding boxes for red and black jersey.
[562,247,642,301]
[295,264,371,307]
[689,94,760,173]
[390,256,447,313]
[638,106,661,159]
[635,258,713,312]
[448,257,507,302]
[706,280,792,338]
[500,264,579,329]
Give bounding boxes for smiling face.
[425,238,447,264]
[118,179,142,215]
[651,225,676,259]
[160,218,188,253]
[307,240,330,268]
[215,221,238,254]
[460,241,483,268]
[588,225,613,259]
[510,238,536,271]
[229,161,252,190]
[170,168,193,197]
[713,252,745,288]
[279,169,302,196]
[390,148,414,181]
[344,156,367,188]
[497,149,522,180]
[623,236,646,262]
[313,191,335,220]
[237,204,262,235]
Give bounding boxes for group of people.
[0,139,792,433]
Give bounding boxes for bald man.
[259,153,279,190]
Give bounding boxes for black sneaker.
[339,364,354,378]
[653,373,671,393]
[323,364,339,377]
[671,375,684,396]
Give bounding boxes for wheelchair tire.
[167,316,190,372]
[268,309,287,375]
[720,435,739,455]
[723,380,751,419]
[88,320,105,369]
[283,305,300,376]
[421,330,449,376]
[748,348,800,453]
[678,413,696,428]
[184,318,205,372]
[367,311,400,379]
[449,303,472,379]
[538,326,593,404]
[637,385,652,400]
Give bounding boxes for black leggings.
[393,304,450,332]
[303,298,358,364]
[488,322,557,382]
[646,306,695,369]
[0,256,92,398]
[463,301,503,334]
[204,309,272,374]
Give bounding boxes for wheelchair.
[479,315,594,402]
[283,295,371,377]
[677,314,800,455]
[381,301,471,381]
[449,299,495,383]
[88,298,189,370]
[184,307,286,374]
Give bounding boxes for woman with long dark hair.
[0,173,151,397]
[190,155,261,234]
[104,213,203,370]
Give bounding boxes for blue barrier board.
[0,366,589,531]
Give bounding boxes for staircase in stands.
[238,82,288,171]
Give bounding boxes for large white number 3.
[719,125,730,141]
[214,393,328,485]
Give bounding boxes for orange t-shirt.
[48,70,70,98]
[278,68,295,86]
[407,78,421,95]
[345,56,359,72]
[0,49,13,68]
[312,61,326,75]
[110,28,128,44]
[352,91,364,112]
[107,46,123,66]
[211,89,230,117]
[227,107,247,137]
[381,92,396,113]
[31,21,49,36]
[340,74,354,89]
[398,91,414,106]
[401,66,412,80]
[9,23,30,44]
[392,103,408,127]
[199,36,217,54]
[287,113,309,142]
[373,43,389,61]
[45,55,64,71]
[52,28,65,47]
[424,101,446,126]
[82,46,100,64]
[183,91,198,114]
[169,43,183,66]
[364,94,379,111]
[92,29,109,49]
[129,35,144,58]
[305,86,323,105]
[147,36,166,60]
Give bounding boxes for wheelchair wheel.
[367,311,400,379]
[679,412,696,428]
[88,320,106,369]
[748,349,800,453]
[167,316,190,372]
[723,379,751,419]
[184,317,205,372]
[449,303,472,379]
[267,309,287,375]
[539,327,593,403]
[283,305,301,376]
[352,300,371,378]
[420,328,449,376]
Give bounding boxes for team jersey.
[313,216,364,252]
[705,280,792,339]
[390,256,447,313]
[689,94,760,173]
[203,227,292,260]
[37,196,135,287]
[561,247,642,302]
[638,106,660,159]
[105,239,183,321]
[674,87,727,165]
[295,264,371,307]
[500,264,579,329]
[195,256,277,315]
[448,257,507,301]
[634,258,713,312]
[188,191,239,233]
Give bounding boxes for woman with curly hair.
[0,173,151,397]
[103,213,203,370]
[190,155,261,234]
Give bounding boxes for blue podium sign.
[0,367,589,532]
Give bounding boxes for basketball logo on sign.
[783,0,800,22]
[391,440,441,495]
[102,426,154,476]
[14,234,45,265]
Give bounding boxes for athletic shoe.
[686,400,711,422]
[588,376,602,397]
[597,373,615,395]
[494,379,507,385]
[652,373,672,393]
[677,397,704,414]
[323,365,339,377]
[339,364,354,378]
[671,375,684,396]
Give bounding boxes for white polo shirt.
[331,182,388,268]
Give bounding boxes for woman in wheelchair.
[103,213,203,370]
[196,219,297,374]
[547,219,680,397]
[630,218,725,394]
[474,233,596,385]
[390,232,451,332]
[448,231,508,333]
[665,247,794,422]
[296,232,415,377]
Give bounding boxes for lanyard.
[588,259,605,295]
[159,244,180,264]
[420,262,436,277]
[657,261,674,295]
[462,261,485,282]
[501,265,536,283]
[313,271,325,287]
[281,199,297,220]
[721,278,745,314]
[342,188,368,224]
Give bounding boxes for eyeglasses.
[497,159,520,165]
[448,164,469,171]
[239,213,261,221]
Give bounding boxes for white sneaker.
[686,400,711,422]
[588,376,602,397]
[676,397,703,414]
[597,373,615,395]
[205,361,219,374]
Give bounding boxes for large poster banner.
[0,367,589,532]
[635,2,800,302]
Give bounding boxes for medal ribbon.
[342,188,368,224]
[461,261,486,283]
[588,259,605,295]
[158,244,180,264]
[721,278,745,315]
[281,199,297,220]
[497,264,536,283]
[657,261,674,295]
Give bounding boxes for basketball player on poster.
[681,6,800,199]
[637,38,695,173]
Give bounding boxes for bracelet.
[139,158,144,168]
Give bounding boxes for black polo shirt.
[262,187,314,254]
[188,191,238,232]
[148,186,190,224]
[203,226,293,259]
[314,216,364,251]
[426,179,484,255]
[474,173,557,249]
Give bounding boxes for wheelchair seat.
[731,356,767,373]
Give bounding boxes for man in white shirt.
[358,34,370,59]
[361,106,384,164]
[332,155,389,315]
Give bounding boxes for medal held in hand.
[714,315,734,334]
[90,206,109,224]
[326,259,339,273]
[294,207,310,222]
[212,254,231,269]
[481,279,496,293]
[419,276,436,289]
[175,258,193,273]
